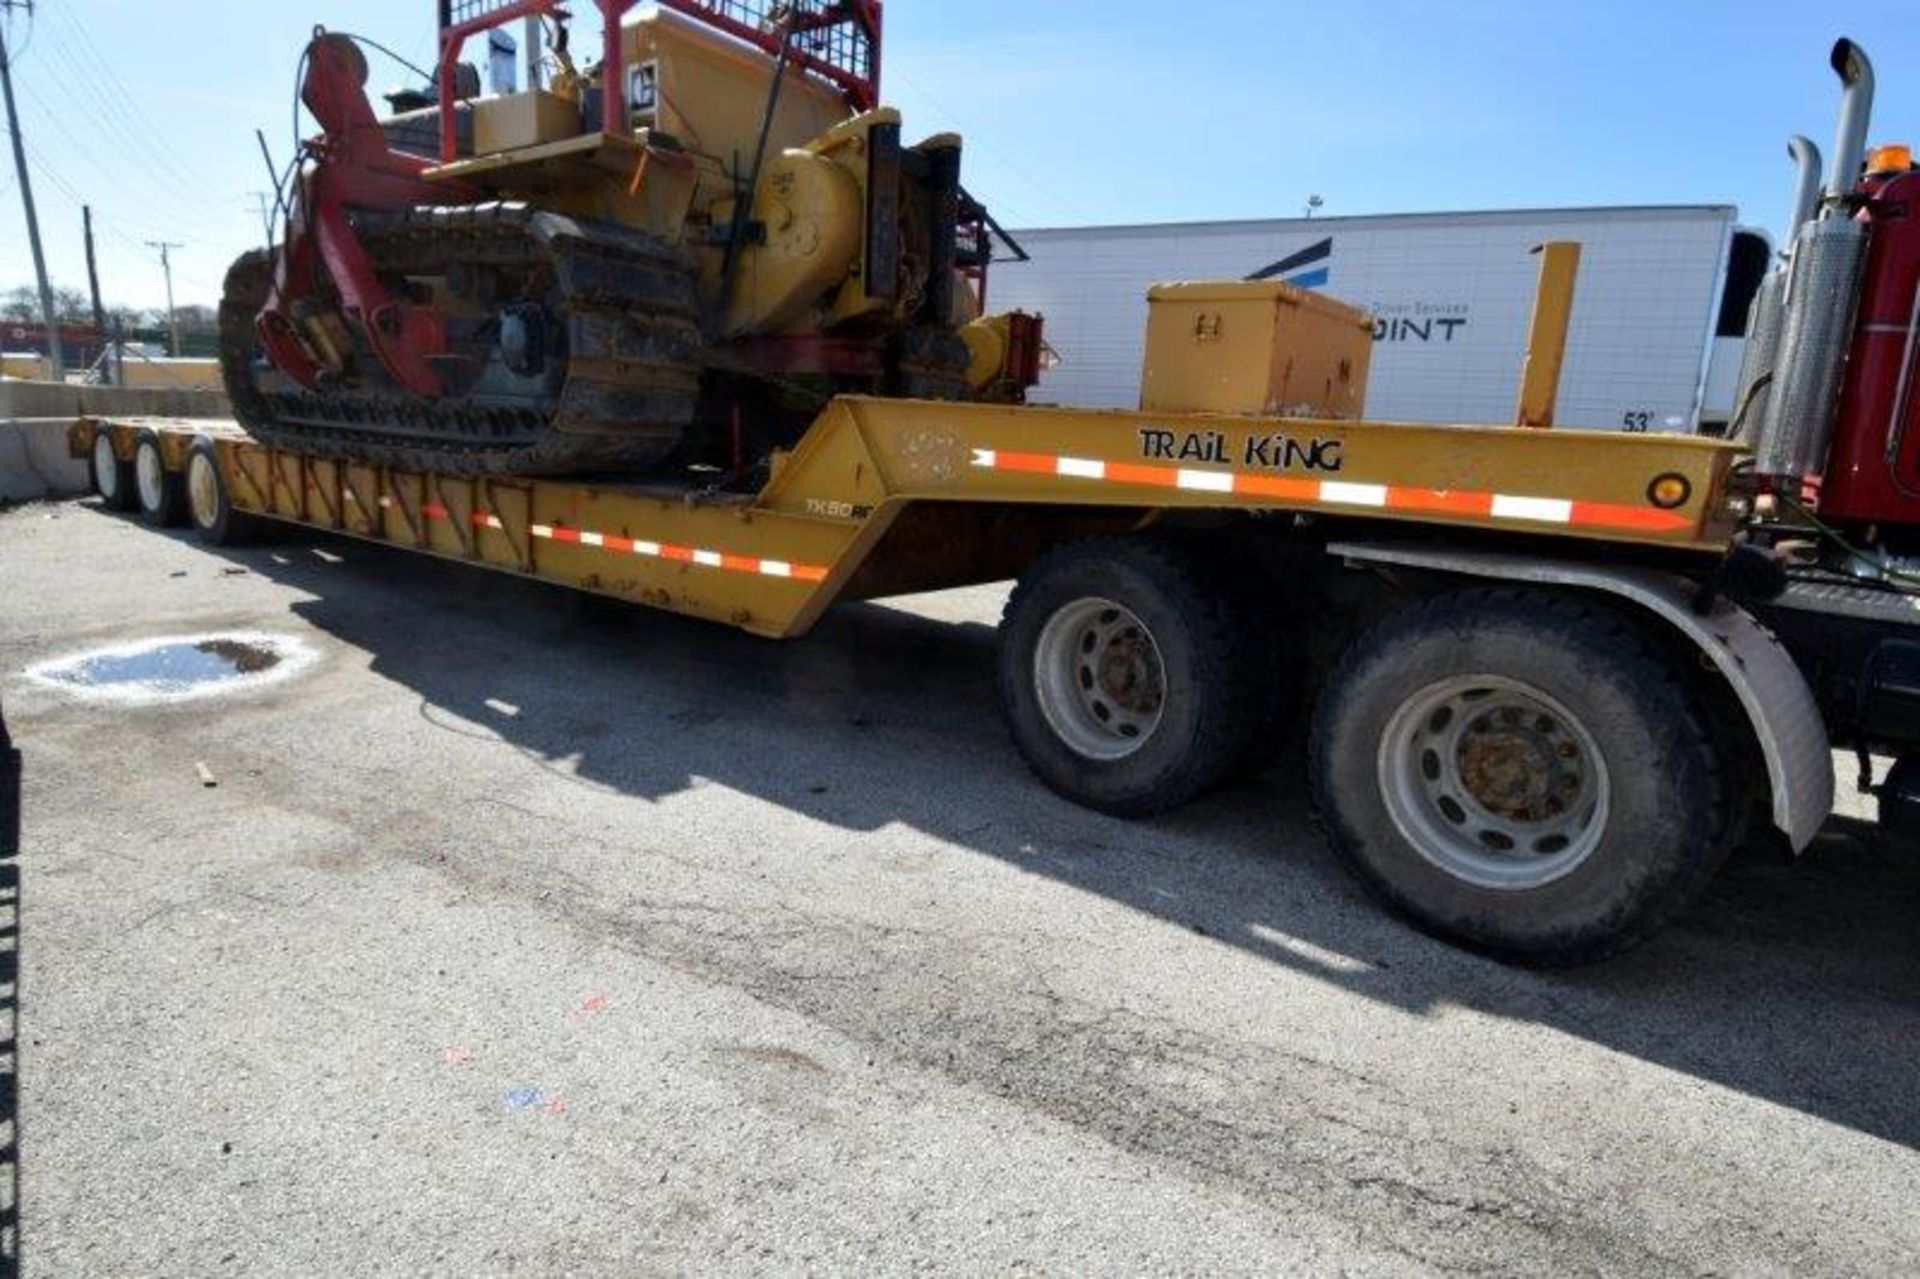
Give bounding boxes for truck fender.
[1325,541,1834,851]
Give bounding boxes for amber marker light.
[1868,143,1914,173]
[1648,473,1692,509]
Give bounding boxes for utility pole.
[145,240,182,357]
[0,3,64,378]
[247,191,274,245]
[82,204,105,340]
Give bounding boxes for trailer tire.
[1310,588,1728,965]
[133,431,186,527]
[89,429,136,512]
[998,536,1253,816]
[185,437,262,547]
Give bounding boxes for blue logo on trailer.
[1246,237,1332,290]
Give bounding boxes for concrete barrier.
[0,379,231,502]
[0,418,89,501]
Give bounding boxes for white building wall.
[988,206,1737,433]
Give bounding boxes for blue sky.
[2,1,1917,310]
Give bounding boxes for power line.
[15,75,226,220]
[887,69,1093,226]
[2,0,30,65]
[24,21,226,215]
[20,137,206,246]
[37,1,201,184]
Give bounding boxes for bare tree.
[1,286,36,325]
[52,285,90,325]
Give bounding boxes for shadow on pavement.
[0,702,20,1277]
[186,526,1920,1151]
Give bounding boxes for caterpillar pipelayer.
[220,0,1042,476]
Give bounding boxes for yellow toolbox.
[1140,279,1373,418]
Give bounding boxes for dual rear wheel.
[996,538,1731,964]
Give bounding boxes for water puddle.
[25,632,318,703]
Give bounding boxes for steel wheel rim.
[187,452,220,528]
[1033,596,1167,761]
[93,434,119,500]
[1377,675,1610,890]
[135,442,165,511]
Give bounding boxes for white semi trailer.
[993,205,1770,434]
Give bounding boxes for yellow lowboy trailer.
[73,393,1838,967]
[72,244,1872,965]
[79,397,1739,636]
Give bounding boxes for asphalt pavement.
[1,498,1916,1275]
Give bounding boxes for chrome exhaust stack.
[1788,134,1823,232]
[1824,39,1876,206]
[1730,136,1822,439]
[1753,40,1872,477]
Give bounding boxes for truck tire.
[1310,588,1729,964]
[185,437,263,547]
[90,429,136,512]
[997,536,1254,816]
[133,431,186,527]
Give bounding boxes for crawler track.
[219,203,702,476]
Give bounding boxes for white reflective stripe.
[971,448,997,469]
[530,523,554,538]
[1176,467,1234,492]
[579,531,604,547]
[693,549,723,567]
[378,496,394,508]
[1057,455,1106,479]
[1320,481,1388,507]
[1491,494,1574,523]
[760,559,793,578]
[478,514,503,529]
[634,540,661,556]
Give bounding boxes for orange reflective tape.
[1104,460,1180,488]
[992,450,1060,476]
[1237,473,1320,501]
[1388,487,1491,517]
[1569,501,1694,532]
